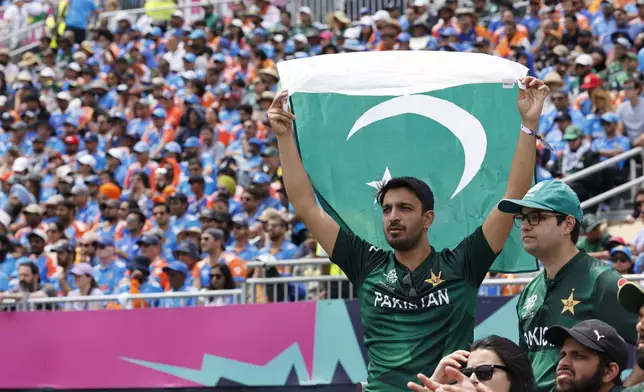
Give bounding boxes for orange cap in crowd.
[99,183,121,200]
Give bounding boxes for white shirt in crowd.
[617,96,644,142]
[65,287,105,311]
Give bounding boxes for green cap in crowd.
[563,125,583,141]
[497,180,583,222]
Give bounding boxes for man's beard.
[555,366,604,392]
[385,225,424,252]
[105,215,117,223]
[637,346,644,369]
[18,279,33,292]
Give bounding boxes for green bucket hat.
[581,213,603,233]
[563,125,583,141]
[498,180,583,222]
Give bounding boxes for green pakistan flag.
[278,51,539,273]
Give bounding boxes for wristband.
[520,124,555,153]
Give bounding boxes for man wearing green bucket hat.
[497,180,640,392]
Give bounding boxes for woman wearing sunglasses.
[408,335,534,392]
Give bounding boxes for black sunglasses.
[402,271,418,297]
[460,365,509,381]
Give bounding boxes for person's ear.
[602,362,620,385]
[423,210,434,230]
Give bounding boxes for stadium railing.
[3,269,644,311]
[561,147,644,210]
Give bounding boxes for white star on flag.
[366,167,392,204]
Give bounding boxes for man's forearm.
[276,134,317,214]
[504,129,537,199]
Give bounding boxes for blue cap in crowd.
[165,142,182,154]
[97,237,115,247]
[184,137,201,148]
[137,234,160,246]
[84,133,99,143]
[610,245,633,261]
[601,112,620,123]
[163,261,190,275]
[189,29,206,40]
[152,107,166,119]
[133,141,150,153]
[183,53,197,63]
[251,172,271,185]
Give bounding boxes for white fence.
[4,258,643,311]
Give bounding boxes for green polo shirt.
[576,232,611,253]
[331,226,498,392]
[517,252,637,392]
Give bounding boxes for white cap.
[40,67,56,79]
[0,210,9,229]
[72,51,87,60]
[373,10,391,22]
[12,157,29,172]
[359,15,374,26]
[27,229,47,242]
[413,0,430,6]
[56,91,71,101]
[575,54,593,66]
[231,19,243,28]
[77,154,97,169]
[107,148,122,161]
[56,165,72,179]
[181,70,197,80]
[0,96,7,106]
[17,70,31,82]
[293,33,308,44]
[172,10,184,18]
[68,62,81,72]
[298,6,312,14]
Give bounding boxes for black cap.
[204,228,224,240]
[555,111,572,122]
[544,319,628,372]
[54,241,75,253]
[128,255,152,272]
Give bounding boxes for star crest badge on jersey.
[425,271,444,288]
[561,289,581,315]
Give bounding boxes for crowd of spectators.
[0,0,641,308]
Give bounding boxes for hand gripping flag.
[277,51,538,273]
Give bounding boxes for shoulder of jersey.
[115,260,127,268]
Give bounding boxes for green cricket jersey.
[517,252,638,392]
[331,226,498,392]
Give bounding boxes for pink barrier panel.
[0,302,317,389]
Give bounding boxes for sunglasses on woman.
[460,364,509,381]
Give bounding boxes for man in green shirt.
[497,180,640,392]
[267,77,549,391]
[576,213,611,259]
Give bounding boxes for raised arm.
[268,91,340,256]
[482,77,550,253]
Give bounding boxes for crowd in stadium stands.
[0,0,641,308]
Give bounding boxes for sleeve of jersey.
[516,291,528,350]
[451,226,499,287]
[593,270,638,344]
[330,229,381,286]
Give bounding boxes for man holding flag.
[268,75,549,391]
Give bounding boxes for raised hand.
[431,350,470,384]
[267,90,296,137]
[517,76,550,130]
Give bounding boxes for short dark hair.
[19,261,40,279]
[471,335,535,392]
[376,177,434,212]
[556,216,580,244]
